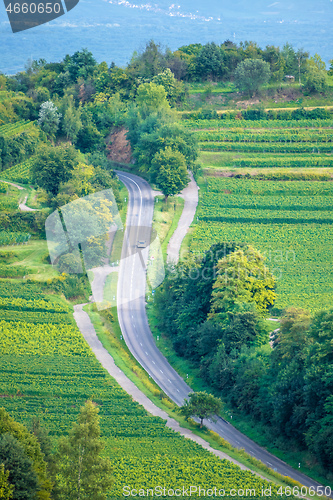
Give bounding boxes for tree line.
[155,243,333,473]
[0,401,112,500]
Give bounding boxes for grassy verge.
[152,195,184,260]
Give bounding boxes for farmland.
[184,118,333,173]
[182,116,333,312]
[0,279,285,498]
[189,176,333,312]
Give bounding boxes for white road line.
[160,369,163,374]
[145,351,149,356]
[152,360,156,365]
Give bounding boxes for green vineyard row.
[0,231,31,246]
[1,158,34,184]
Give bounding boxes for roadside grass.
[152,195,184,260]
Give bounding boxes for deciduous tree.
[179,392,222,428]
[234,58,271,96]
[54,401,113,500]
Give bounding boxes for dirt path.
[18,195,37,212]
[167,172,199,264]
[1,180,37,211]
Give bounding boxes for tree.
[328,59,333,76]
[54,401,112,500]
[62,95,82,142]
[135,82,171,118]
[234,58,271,96]
[151,146,189,199]
[179,392,222,428]
[195,42,225,81]
[0,408,51,499]
[152,68,185,105]
[303,54,328,94]
[38,101,61,138]
[0,463,14,500]
[0,433,39,500]
[128,40,166,79]
[65,49,97,82]
[209,246,276,319]
[32,144,79,196]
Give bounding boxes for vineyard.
[0,231,31,246]
[0,279,290,498]
[185,118,333,172]
[0,157,34,183]
[191,177,333,312]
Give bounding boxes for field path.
[167,172,199,264]
[0,180,37,211]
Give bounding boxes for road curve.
[116,171,331,495]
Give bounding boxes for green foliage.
[234,58,271,96]
[0,231,31,246]
[38,101,61,138]
[31,144,79,195]
[0,407,52,498]
[303,54,328,94]
[0,463,14,500]
[179,391,222,427]
[0,433,39,500]
[62,95,82,142]
[210,247,276,317]
[152,146,189,198]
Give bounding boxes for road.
[116,171,331,495]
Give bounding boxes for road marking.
[152,360,156,365]
[168,379,172,383]
[160,369,163,374]
[145,351,149,356]
[140,342,142,346]
[176,389,180,393]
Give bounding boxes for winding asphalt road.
[116,171,331,495]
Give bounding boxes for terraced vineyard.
[0,279,289,498]
[0,157,34,183]
[185,118,333,172]
[190,177,333,312]
[0,120,35,137]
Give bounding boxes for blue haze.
[0,0,332,74]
